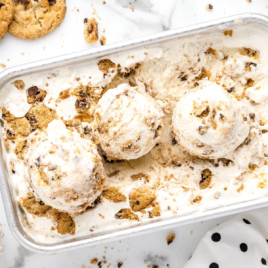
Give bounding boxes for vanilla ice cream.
[93,83,164,160]
[25,120,105,215]
[172,83,250,158]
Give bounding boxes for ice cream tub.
[1,13,268,254]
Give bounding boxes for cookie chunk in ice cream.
[25,120,105,215]
[93,84,164,160]
[172,84,250,159]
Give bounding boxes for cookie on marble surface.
[8,0,66,40]
[84,17,98,44]
[0,0,14,39]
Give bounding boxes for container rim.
[1,12,268,254]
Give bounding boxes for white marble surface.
[0,0,268,267]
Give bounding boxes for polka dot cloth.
[184,209,268,268]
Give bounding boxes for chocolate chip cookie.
[9,0,66,40]
[0,0,14,39]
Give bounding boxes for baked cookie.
[9,0,66,40]
[0,0,14,39]
[84,17,98,44]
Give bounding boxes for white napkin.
[184,208,268,268]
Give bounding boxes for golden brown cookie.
[84,17,98,44]
[9,0,66,40]
[0,0,14,39]
[26,105,57,129]
[129,186,156,212]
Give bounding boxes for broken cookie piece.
[14,80,25,90]
[148,201,161,218]
[102,187,127,203]
[1,107,14,122]
[15,139,28,160]
[8,117,31,137]
[115,208,139,221]
[27,86,47,104]
[26,105,57,129]
[100,35,106,46]
[200,169,212,189]
[84,17,98,44]
[98,59,116,75]
[19,196,75,235]
[47,209,76,236]
[129,186,156,212]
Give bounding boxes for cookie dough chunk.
[26,105,57,129]
[129,186,156,212]
[9,0,66,40]
[84,17,98,44]
[0,0,14,39]
[27,86,47,104]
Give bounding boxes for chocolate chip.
[75,98,89,112]
[117,262,123,268]
[228,87,235,93]
[249,113,255,120]
[12,170,15,174]
[27,86,39,97]
[0,3,5,9]
[48,0,56,5]
[35,156,41,167]
[135,200,140,205]
[84,18,88,23]
[20,0,30,5]
[198,126,208,135]
[172,137,177,145]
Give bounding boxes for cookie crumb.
[166,233,176,245]
[223,30,233,37]
[118,262,123,268]
[90,258,98,264]
[247,0,251,2]
[192,196,202,203]
[0,64,6,68]
[103,1,106,3]
[237,184,244,193]
[84,17,98,44]
[115,209,139,221]
[14,80,25,90]
[100,36,106,46]
[205,4,213,10]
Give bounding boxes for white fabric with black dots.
[184,208,268,268]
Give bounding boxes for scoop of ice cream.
[25,120,105,215]
[172,84,250,159]
[93,83,164,160]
